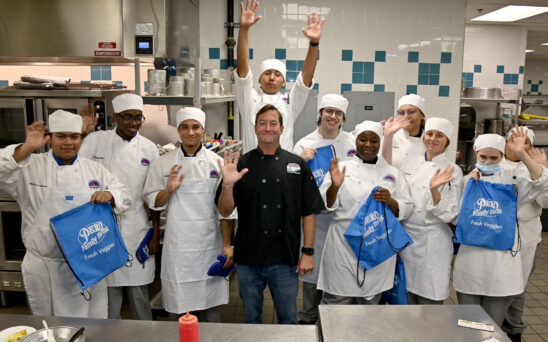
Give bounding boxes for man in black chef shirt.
[216,104,325,324]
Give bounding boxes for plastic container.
[179,310,199,342]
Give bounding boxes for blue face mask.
[475,161,501,175]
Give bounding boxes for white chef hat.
[176,107,206,128]
[398,94,426,115]
[354,120,383,139]
[319,94,349,114]
[474,134,506,153]
[425,117,453,140]
[112,93,143,113]
[259,59,286,80]
[507,126,535,145]
[49,110,83,133]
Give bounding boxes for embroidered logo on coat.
[383,175,395,183]
[141,158,150,166]
[347,149,357,157]
[88,180,101,189]
[287,163,301,174]
[210,170,220,178]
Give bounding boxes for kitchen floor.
[1,233,548,340]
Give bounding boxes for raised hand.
[528,147,548,167]
[507,125,528,158]
[219,149,249,186]
[383,115,411,137]
[430,165,455,190]
[300,147,317,161]
[79,102,97,136]
[240,0,261,29]
[24,121,51,151]
[301,12,326,43]
[167,165,185,193]
[329,157,346,188]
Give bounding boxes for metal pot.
[21,326,85,342]
[463,87,503,99]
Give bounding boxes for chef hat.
[112,93,143,113]
[507,126,535,145]
[319,94,349,114]
[259,59,286,80]
[176,107,206,128]
[473,134,506,153]
[398,94,426,115]
[49,110,83,133]
[354,120,383,139]
[425,117,453,140]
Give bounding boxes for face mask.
[475,161,501,175]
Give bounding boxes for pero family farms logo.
[472,198,502,217]
[79,221,110,251]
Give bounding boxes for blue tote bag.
[50,202,131,291]
[307,145,335,187]
[135,228,154,268]
[344,186,413,286]
[381,256,408,304]
[455,178,517,251]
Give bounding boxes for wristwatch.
[301,247,315,256]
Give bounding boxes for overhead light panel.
[472,5,548,22]
[526,50,535,53]
[542,42,548,46]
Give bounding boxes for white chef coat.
[143,146,229,313]
[80,130,159,287]
[388,128,426,175]
[399,153,463,301]
[293,129,356,284]
[317,156,414,297]
[453,167,548,297]
[500,158,548,285]
[0,144,131,318]
[234,69,314,153]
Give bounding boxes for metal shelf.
[460,97,514,103]
[142,95,235,106]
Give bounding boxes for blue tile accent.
[528,80,532,84]
[90,66,101,72]
[209,48,220,59]
[101,68,111,81]
[286,60,297,71]
[430,63,440,74]
[440,52,452,64]
[418,63,429,75]
[511,74,518,83]
[286,71,298,82]
[418,74,429,85]
[408,51,419,63]
[249,48,254,60]
[540,80,544,85]
[342,49,353,61]
[374,84,385,92]
[112,81,123,85]
[497,65,504,73]
[352,61,363,73]
[364,73,374,84]
[465,80,473,88]
[220,59,228,70]
[519,66,524,74]
[0,80,8,88]
[298,60,304,70]
[532,84,539,92]
[406,85,417,95]
[527,92,531,95]
[375,50,386,62]
[352,73,363,84]
[429,75,439,85]
[503,73,519,85]
[313,83,319,90]
[275,48,286,60]
[91,69,101,81]
[364,62,374,74]
[341,83,352,93]
[80,80,91,84]
[462,72,474,81]
[439,86,450,97]
[474,65,482,73]
[144,81,148,93]
[503,74,511,84]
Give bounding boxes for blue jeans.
[236,263,299,324]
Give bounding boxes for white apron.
[161,149,229,313]
[104,135,155,287]
[22,157,107,318]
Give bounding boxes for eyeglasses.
[323,108,344,117]
[118,114,145,123]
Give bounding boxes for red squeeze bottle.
[179,310,199,342]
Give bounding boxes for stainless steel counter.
[318,304,510,342]
[0,314,318,342]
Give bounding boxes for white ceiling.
[466,0,548,61]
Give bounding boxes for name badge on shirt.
[287,163,300,174]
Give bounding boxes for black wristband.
[301,247,315,255]
[310,41,319,47]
